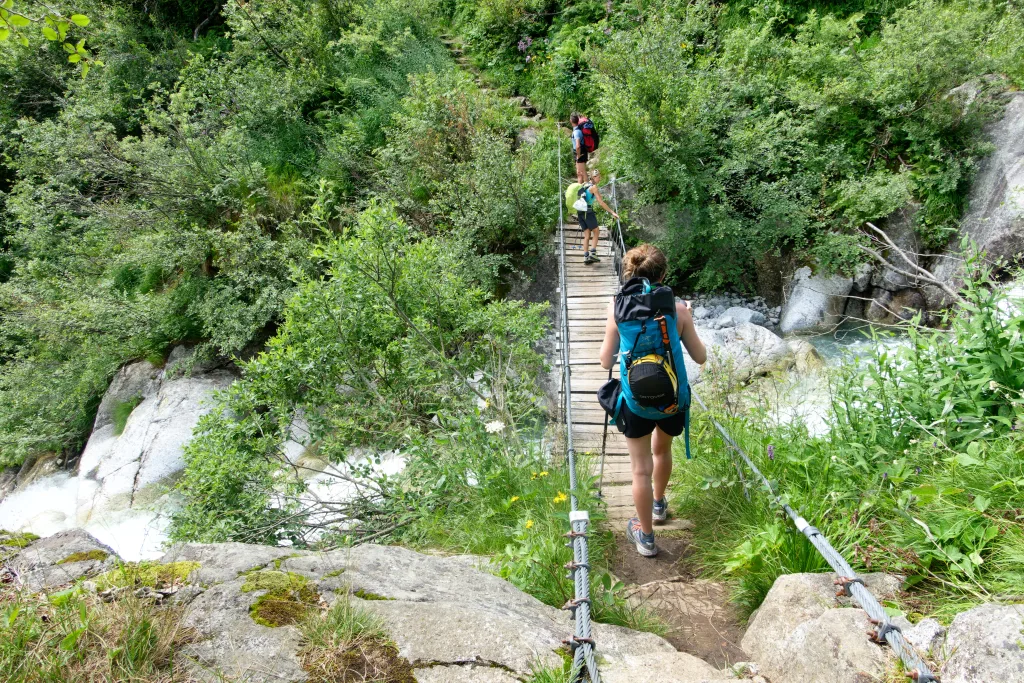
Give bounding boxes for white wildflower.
[485,420,506,434]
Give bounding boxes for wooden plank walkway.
[559,228,636,524]
[559,227,693,530]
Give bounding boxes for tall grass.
[0,586,194,682]
[672,268,1024,621]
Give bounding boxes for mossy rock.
[57,550,109,564]
[243,570,319,628]
[0,530,41,548]
[95,561,200,590]
[353,589,394,601]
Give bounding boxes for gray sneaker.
[626,517,658,557]
[583,253,594,265]
[588,250,601,262]
[652,497,668,523]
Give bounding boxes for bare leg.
[576,161,587,184]
[652,425,674,502]
[627,433,655,534]
[583,228,595,254]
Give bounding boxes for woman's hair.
[622,243,668,282]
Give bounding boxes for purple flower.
[517,36,533,53]
[915,467,921,474]
[883,472,888,479]
[767,445,775,461]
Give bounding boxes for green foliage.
[444,0,1022,291]
[0,585,192,682]
[111,396,143,436]
[676,267,1024,617]
[169,201,551,544]
[0,0,455,468]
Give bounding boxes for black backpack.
[579,118,599,153]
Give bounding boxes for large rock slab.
[940,604,1024,683]
[780,266,853,334]
[76,351,235,524]
[7,533,737,683]
[742,572,903,683]
[929,90,1024,307]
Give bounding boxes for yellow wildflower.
[539,471,549,477]
[525,519,534,529]
[510,496,520,503]
[553,492,568,504]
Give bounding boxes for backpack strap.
[607,391,625,426]
[683,406,691,459]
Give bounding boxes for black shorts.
[576,152,589,164]
[615,401,686,439]
[578,210,598,231]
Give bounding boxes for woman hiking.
[577,170,618,265]
[598,244,706,557]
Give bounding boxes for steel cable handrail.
[590,172,935,681]
[556,124,601,682]
[689,391,939,682]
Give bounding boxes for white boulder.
[780,266,853,334]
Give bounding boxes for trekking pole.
[598,361,612,496]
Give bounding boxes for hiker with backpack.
[565,170,618,265]
[597,244,706,557]
[570,113,599,184]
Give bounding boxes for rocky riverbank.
[4,530,1021,683]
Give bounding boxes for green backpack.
[565,182,589,213]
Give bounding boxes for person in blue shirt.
[570,113,587,184]
[579,170,618,265]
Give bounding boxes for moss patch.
[300,636,415,683]
[243,571,319,628]
[57,550,109,564]
[0,530,41,548]
[95,561,200,591]
[352,589,393,601]
[323,569,346,579]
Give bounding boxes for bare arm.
[589,186,619,220]
[676,300,706,365]
[599,298,619,369]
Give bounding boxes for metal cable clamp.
[868,617,902,644]
[834,576,865,597]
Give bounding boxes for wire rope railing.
[555,123,601,683]
[587,170,936,682]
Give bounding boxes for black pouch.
[597,377,623,423]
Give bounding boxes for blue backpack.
[598,277,692,458]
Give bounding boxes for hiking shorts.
[578,210,598,231]
[576,152,589,164]
[615,401,686,439]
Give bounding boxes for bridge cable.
[555,123,602,683]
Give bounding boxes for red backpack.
[578,117,600,153]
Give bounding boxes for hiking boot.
[588,250,602,262]
[584,253,594,265]
[626,517,658,557]
[652,497,668,523]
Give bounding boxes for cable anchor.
[834,576,864,598]
[867,617,902,644]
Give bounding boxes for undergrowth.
[0,585,195,682]
[674,266,1024,622]
[298,596,415,683]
